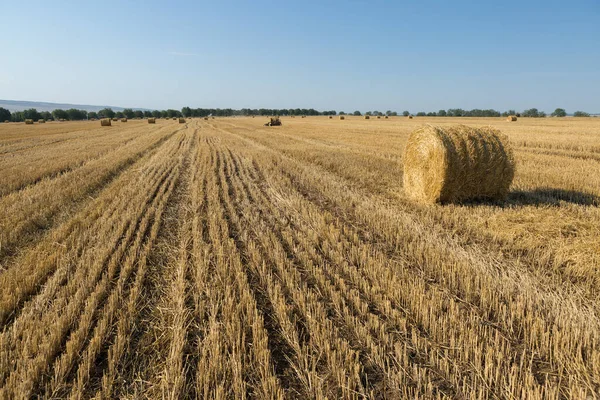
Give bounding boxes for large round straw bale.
[25,119,34,124]
[364,115,370,119]
[101,118,112,126]
[148,118,156,124]
[38,119,45,123]
[178,118,185,123]
[339,115,345,120]
[507,115,517,122]
[4,120,9,123]
[121,118,128,122]
[328,116,333,119]
[403,125,515,203]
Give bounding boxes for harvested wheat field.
[0,116,599,399]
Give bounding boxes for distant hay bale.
[148,118,156,124]
[178,118,185,123]
[407,115,413,119]
[38,119,45,123]
[507,115,517,122]
[385,116,389,119]
[403,125,515,204]
[328,116,333,119]
[25,119,34,124]
[4,120,9,123]
[100,118,112,126]
[364,115,370,119]
[173,117,177,120]
[339,115,345,120]
[377,116,381,119]
[204,117,208,120]
[301,115,306,118]
[121,118,127,122]
[112,118,118,121]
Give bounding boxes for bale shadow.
[506,188,600,207]
[454,188,599,207]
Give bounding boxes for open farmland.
[0,117,599,399]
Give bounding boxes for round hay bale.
[407,115,413,119]
[25,119,34,124]
[178,118,185,123]
[364,115,370,119]
[385,116,389,119]
[328,115,333,119]
[148,118,156,124]
[403,125,515,203]
[38,119,45,123]
[112,118,118,121]
[121,118,128,122]
[377,116,381,119]
[100,118,112,126]
[4,120,9,123]
[203,117,208,120]
[507,115,517,122]
[339,115,345,120]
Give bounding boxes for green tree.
[98,108,115,119]
[123,109,135,119]
[338,111,346,115]
[23,108,41,121]
[181,107,192,117]
[40,111,52,121]
[87,111,99,119]
[402,111,410,117]
[52,109,68,120]
[66,109,87,120]
[523,108,540,117]
[152,110,162,118]
[353,111,361,116]
[0,107,11,122]
[437,109,447,117]
[416,112,426,116]
[134,110,144,119]
[116,111,125,118]
[551,108,567,117]
[574,111,590,117]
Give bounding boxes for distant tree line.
[0,106,595,123]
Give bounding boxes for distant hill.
[0,99,150,113]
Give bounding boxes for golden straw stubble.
[403,125,515,203]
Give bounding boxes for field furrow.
[0,116,598,399]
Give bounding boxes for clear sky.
[1,0,598,113]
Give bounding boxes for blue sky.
[1,0,598,112]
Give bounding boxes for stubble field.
[0,116,598,399]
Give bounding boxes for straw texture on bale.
[112,118,118,121]
[339,116,345,120]
[4,120,9,123]
[148,118,156,124]
[364,115,370,119]
[121,118,127,122]
[328,116,333,119]
[407,116,413,119]
[178,118,185,123]
[507,115,517,122]
[38,119,45,123]
[100,118,112,126]
[25,119,34,124]
[385,116,389,119]
[377,116,381,119]
[204,117,208,120]
[403,125,515,204]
